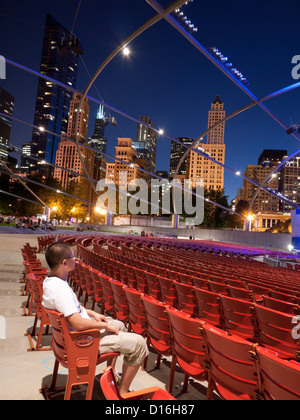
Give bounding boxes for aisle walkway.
[0,234,208,400]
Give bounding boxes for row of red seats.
[71,257,300,400]
[92,236,300,290]
[78,243,300,316]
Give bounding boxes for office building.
[134,116,157,175]
[0,87,14,165]
[106,138,148,186]
[187,96,226,190]
[30,14,83,172]
[54,93,94,206]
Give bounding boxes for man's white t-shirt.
[42,276,91,322]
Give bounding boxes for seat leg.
[168,355,176,394]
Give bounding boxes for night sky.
[1,0,300,202]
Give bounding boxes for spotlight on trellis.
[209,47,250,86]
[172,1,198,34]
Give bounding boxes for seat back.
[123,287,146,336]
[203,323,258,400]
[157,276,177,307]
[109,279,129,323]
[141,295,171,356]
[28,273,47,318]
[194,287,221,326]
[255,346,300,400]
[100,367,123,400]
[166,307,207,379]
[252,303,300,360]
[262,295,299,315]
[145,272,161,300]
[219,295,255,340]
[98,273,114,314]
[174,281,196,316]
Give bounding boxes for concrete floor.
[0,233,211,401]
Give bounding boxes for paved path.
[0,233,209,400]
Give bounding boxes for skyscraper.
[169,137,193,181]
[134,116,157,175]
[187,96,226,190]
[87,105,108,155]
[30,14,83,172]
[0,87,14,164]
[54,93,91,191]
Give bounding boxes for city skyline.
[1,0,300,202]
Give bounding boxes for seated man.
[42,242,149,395]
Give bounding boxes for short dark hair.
[45,242,73,269]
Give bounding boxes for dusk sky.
[1,0,300,202]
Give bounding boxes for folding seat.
[166,307,208,394]
[269,289,297,304]
[100,366,176,400]
[252,303,300,360]
[166,269,179,281]
[98,273,115,316]
[145,272,161,300]
[177,272,193,285]
[157,276,177,307]
[202,323,258,400]
[227,285,253,301]
[192,277,208,290]
[133,267,148,293]
[123,287,146,336]
[226,278,246,289]
[25,273,53,351]
[194,287,222,326]
[210,274,227,284]
[89,268,104,312]
[81,264,95,307]
[43,309,119,400]
[218,295,255,341]
[262,295,300,315]
[109,279,129,324]
[207,281,228,295]
[247,284,270,302]
[254,346,300,400]
[141,295,171,370]
[174,281,196,316]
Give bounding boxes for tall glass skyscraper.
[30,14,83,172]
[134,116,157,175]
[0,87,15,164]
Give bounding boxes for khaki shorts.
[99,319,149,367]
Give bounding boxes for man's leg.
[119,364,141,395]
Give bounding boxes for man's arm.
[66,312,119,334]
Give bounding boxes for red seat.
[109,279,129,324]
[98,273,115,316]
[227,285,252,301]
[157,276,177,307]
[166,307,208,394]
[133,268,148,293]
[123,287,146,336]
[141,295,171,370]
[219,295,255,341]
[202,323,258,400]
[25,273,53,351]
[89,268,104,313]
[208,281,228,295]
[255,346,300,400]
[262,295,299,315]
[252,303,300,360]
[43,309,119,400]
[100,367,176,400]
[194,287,221,326]
[174,281,196,316]
[145,272,161,300]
